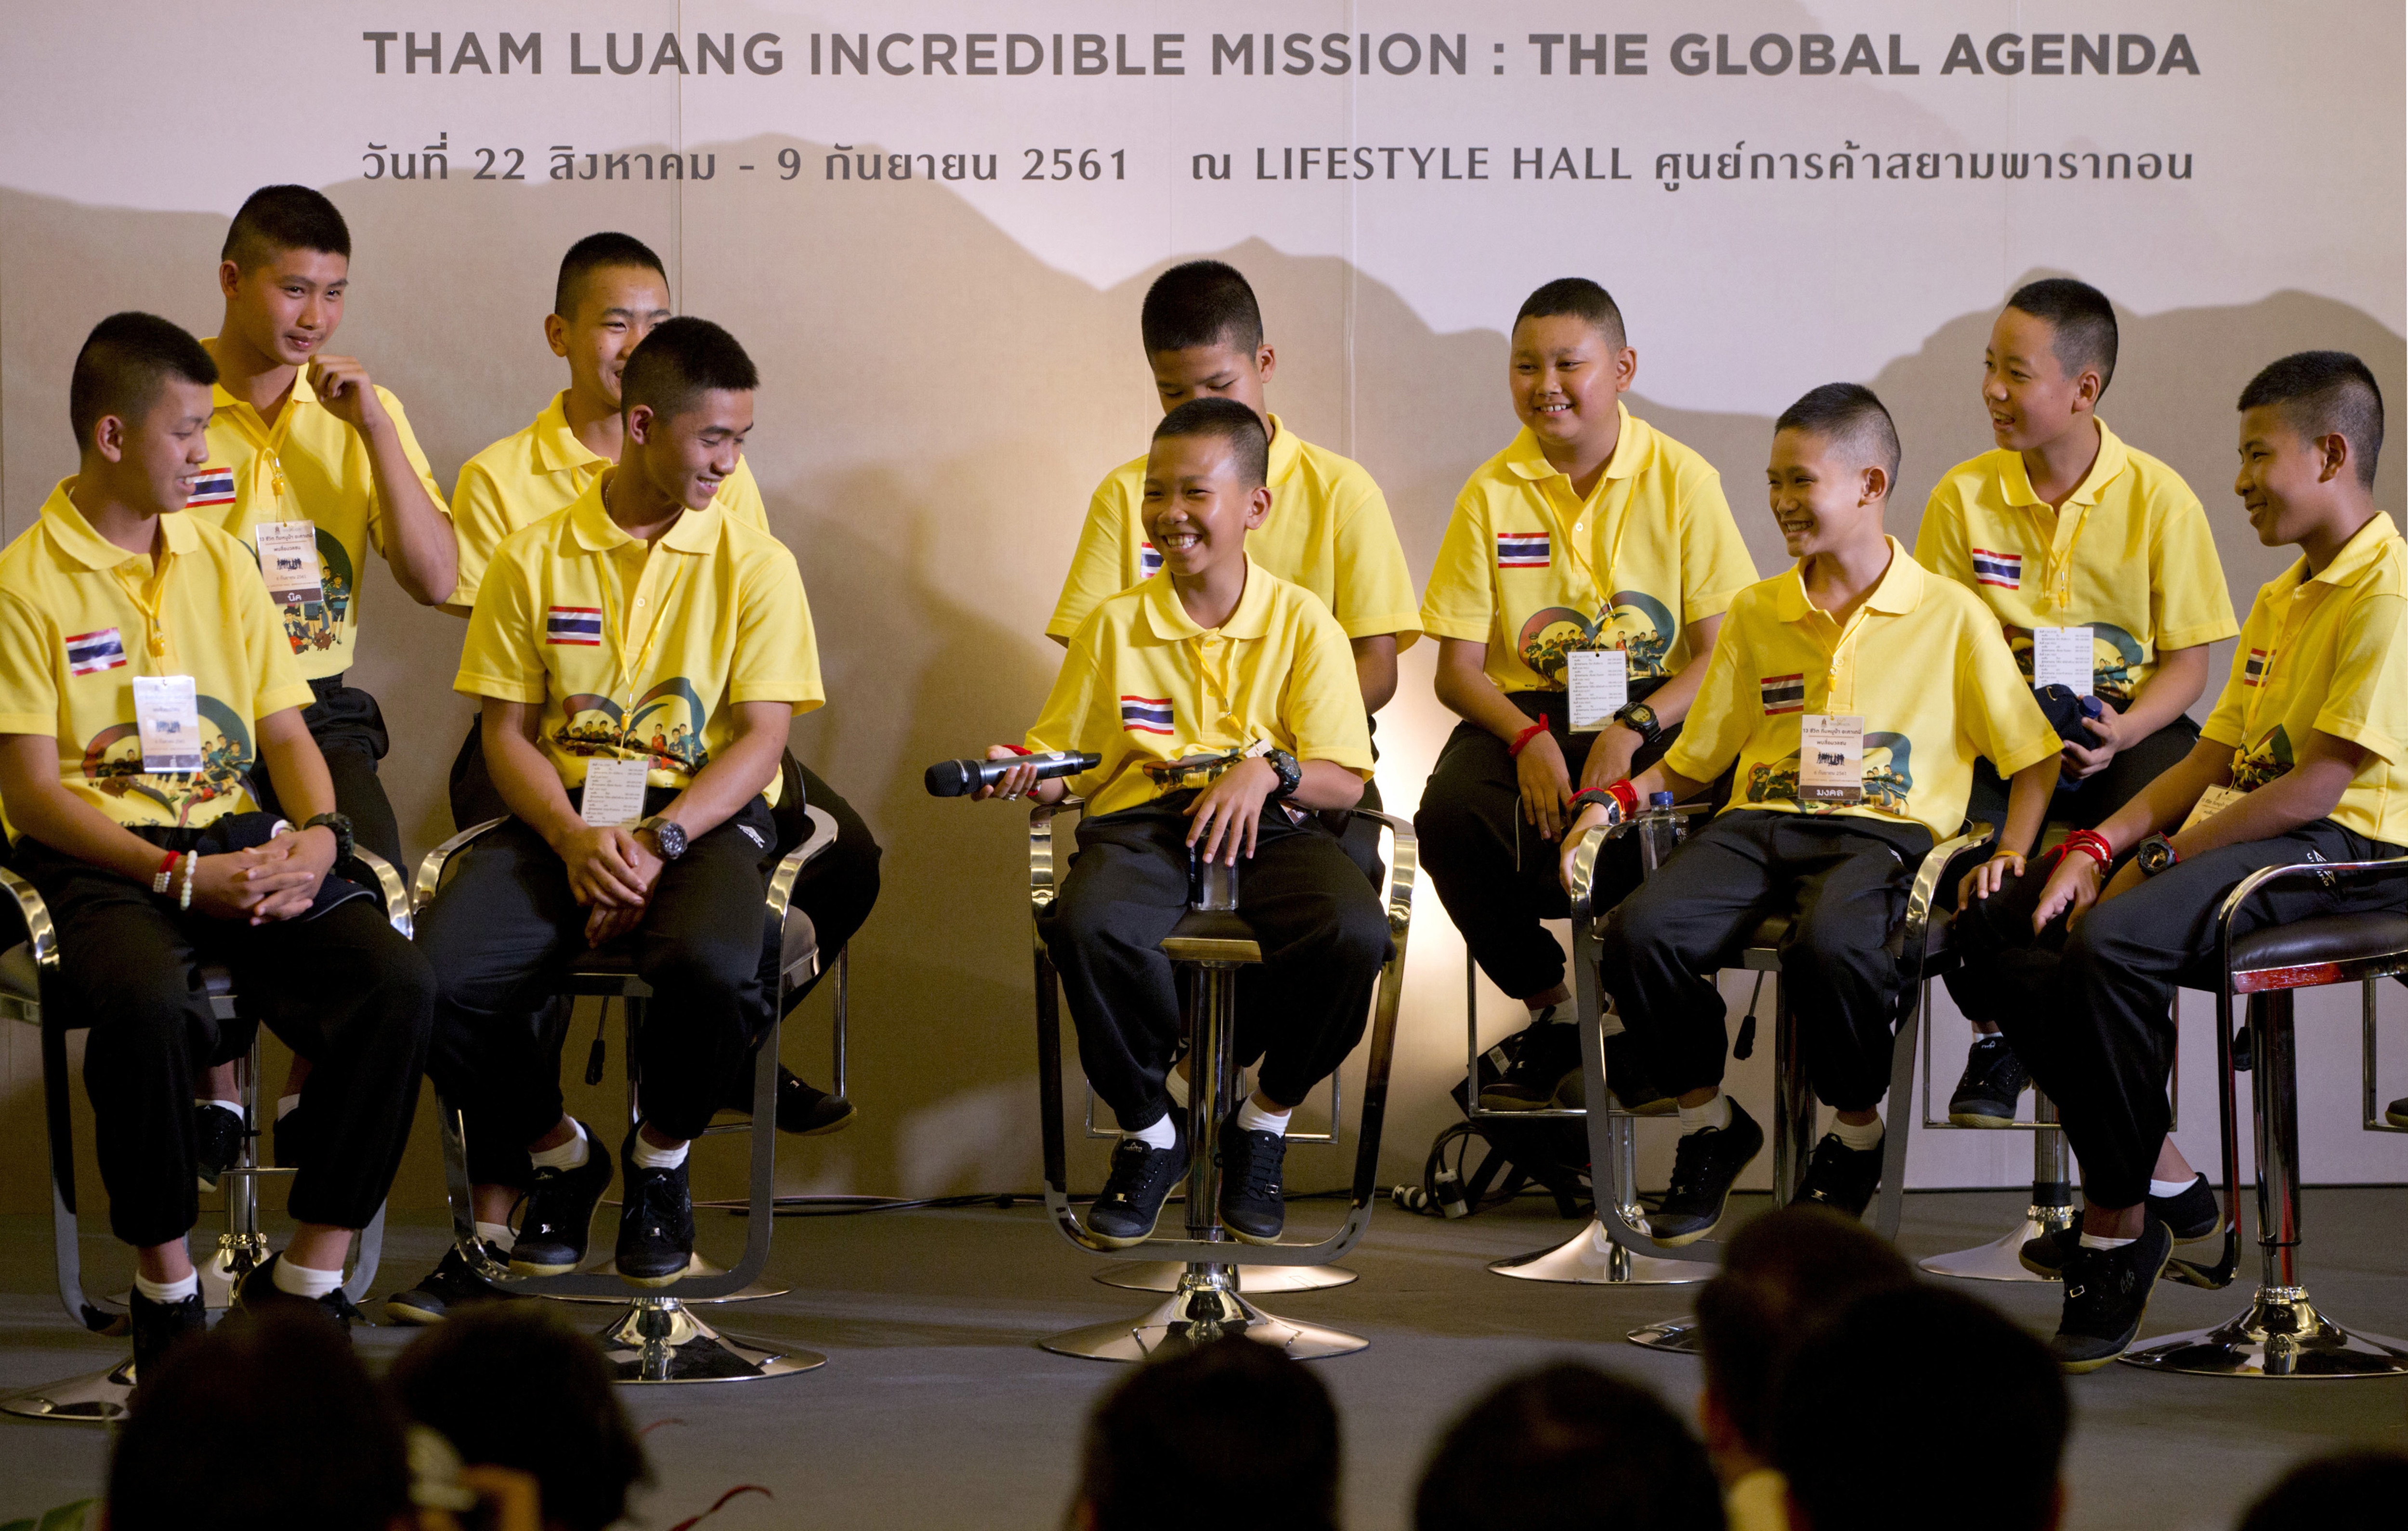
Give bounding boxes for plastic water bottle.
[1637,790,1680,873]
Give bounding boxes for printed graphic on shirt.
[1517,590,1678,684]
[2004,622,2146,707]
[1970,549,2023,589]
[546,606,605,646]
[65,628,127,676]
[1746,732,1915,814]
[1119,695,1175,735]
[2242,648,2269,687]
[554,679,713,774]
[1760,674,1806,715]
[185,468,237,510]
[1496,532,1551,569]
[1139,542,1163,578]
[245,527,353,657]
[2230,725,2293,793]
[77,694,254,824]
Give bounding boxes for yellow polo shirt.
[2200,513,2408,846]
[1916,419,2237,706]
[1045,414,1422,649]
[193,338,449,681]
[1421,406,1756,692]
[1028,556,1374,819]
[450,391,770,611]
[456,471,820,805]
[1667,540,2060,840]
[0,481,312,837]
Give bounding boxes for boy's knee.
[643,938,759,1009]
[1327,893,1392,970]
[77,963,199,1040]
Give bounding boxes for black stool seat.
[2229,911,2408,987]
[1160,909,1261,966]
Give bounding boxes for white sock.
[1677,1096,1732,1134]
[272,1254,346,1298]
[2148,1176,2196,1200]
[1165,1069,1189,1109]
[628,1132,690,1170]
[196,1097,241,1116]
[528,1121,589,1172]
[2078,1232,2137,1251]
[133,1272,199,1305]
[473,1220,517,1254]
[1128,1112,1178,1151]
[275,1093,302,1121]
[1833,1115,1885,1152]
[1235,1098,1293,1135]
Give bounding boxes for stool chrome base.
[0,1358,136,1423]
[1093,1259,1356,1294]
[1489,1218,1709,1285]
[1920,1204,2076,1284]
[591,1296,823,1384]
[1626,1316,1703,1353]
[197,1228,272,1310]
[550,1254,790,1305]
[2120,1286,2408,1378]
[1042,1264,1367,1363]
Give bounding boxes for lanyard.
[1542,471,1632,614]
[234,390,305,509]
[600,537,687,702]
[2037,498,2095,612]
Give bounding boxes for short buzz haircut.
[620,316,758,422]
[221,184,351,272]
[1140,260,1265,355]
[2005,276,2120,397]
[1152,396,1269,489]
[2239,350,2386,490]
[1078,1337,1339,1531]
[1777,381,1902,487]
[555,231,669,321]
[69,311,219,450]
[1413,1363,1723,1531]
[1514,277,1627,353]
[1696,1206,1918,1456]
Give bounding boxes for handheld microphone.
[924,750,1101,798]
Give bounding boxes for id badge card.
[2031,625,2094,698]
[579,757,652,828]
[1798,714,1865,805]
[131,675,202,773]
[255,521,324,605]
[1566,649,1629,733]
[2179,782,2249,835]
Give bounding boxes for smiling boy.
[1418,278,1756,1113]
[1561,384,2058,1245]
[983,397,1387,1248]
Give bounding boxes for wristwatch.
[636,815,689,861]
[302,812,353,867]
[2135,833,2180,877]
[1612,701,1662,746]
[1262,747,1303,801]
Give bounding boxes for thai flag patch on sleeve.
[65,628,127,676]
[1139,541,1164,578]
[1118,695,1175,735]
[1970,549,2022,589]
[1760,673,1806,715]
[1496,532,1551,569]
[545,606,604,646]
[184,467,237,509]
[2242,648,2268,687]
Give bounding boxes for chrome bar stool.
[415,805,842,1385]
[2123,857,2408,1378]
[1028,800,1417,1361]
[0,850,406,1424]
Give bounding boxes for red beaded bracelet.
[1506,721,1549,757]
[1606,780,1640,819]
[2051,829,2113,872]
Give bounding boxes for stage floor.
[3,1190,2404,1529]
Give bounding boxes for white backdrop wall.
[1,2,2402,1214]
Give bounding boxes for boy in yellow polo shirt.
[0,314,432,1374]
[1561,385,2060,1244]
[406,319,818,1289]
[1919,278,2239,1126]
[979,398,1387,1247]
[1419,278,1757,1113]
[1980,353,2408,1370]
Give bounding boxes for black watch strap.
[303,812,353,867]
[1613,701,1662,746]
[1265,747,1303,800]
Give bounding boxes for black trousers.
[1963,713,2200,832]
[1040,796,1391,1132]
[13,836,432,1248]
[249,675,404,873]
[1972,819,2404,1209]
[1596,809,1934,1113]
[1416,686,1687,1002]
[419,790,780,1185]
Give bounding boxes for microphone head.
[924,759,976,798]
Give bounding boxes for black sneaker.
[1217,1114,1290,1245]
[1479,1011,1581,1112]
[1949,1035,2031,1127]
[194,1103,242,1191]
[2389,1096,2408,1129]
[231,1252,354,1337]
[1649,1099,1765,1246]
[615,1127,696,1287]
[510,1123,614,1276]
[1087,1116,1190,1249]
[128,1287,209,1379]
[1794,1132,1885,1219]
[720,1061,857,1136]
[273,1101,313,1169]
[1556,1031,1675,1114]
[2051,1221,2174,1372]
[384,1243,516,1325]
[2020,1174,2224,1276]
